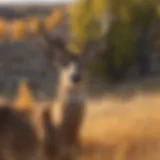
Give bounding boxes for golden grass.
[3,76,160,160]
[80,92,160,160]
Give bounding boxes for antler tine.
[39,18,54,44]
[39,18,67,49]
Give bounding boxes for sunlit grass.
[80,92,160,160]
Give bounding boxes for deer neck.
[53,82,87,126]
[57,82,88,104]
[29,107,46,143]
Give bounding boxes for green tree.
[68,0,108,52]
[69,0,160,81]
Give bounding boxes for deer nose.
[71,74,81,84]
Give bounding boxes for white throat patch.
[53,93,87,126]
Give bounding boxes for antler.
[82,12,114,59]
[39,19,54,45]
[39,18,66,48]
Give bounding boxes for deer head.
[39,19,106,91]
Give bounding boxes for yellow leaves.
[120,6,130,22]
[26,17,39,36]
[92,0,107,18]
[51,9,62,24]
[44,15,54,32]
[69,0,106,52]
[13,79,34,113]
[0,9,63,42]
[67,43,81,54]
[10,19,26,41]
[0,18,7,41]
[69,1,88,48]
[67,4,74,14]
[156,4,160,17]
[44,9,62,32]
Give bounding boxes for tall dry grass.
[80,91,160,160]
[2,76,160,160]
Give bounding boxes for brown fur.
[0,82,47,160]
[0,101,70,160]
[55,80,87,147]
[0,101,76,160]
[0,104,43,160]
[42,105,77,160]
[39,19,110,159]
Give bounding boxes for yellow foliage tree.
[11,19,26,41]
[44,15,54,33]
[0,18,7,41]
[68,0,108,53]
[44,9,62,33]
[0,9,63,41]
[51,9,62,24]
[26,17,39,36]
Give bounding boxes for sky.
[0,0,73,5]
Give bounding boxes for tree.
[26,17,40,37]
[0,18,7,42]
[69,0,160,81]
[68,0,108,53]
[10,19,26,41]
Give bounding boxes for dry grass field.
[1,68,160,160]
[13,76,160,160]
[78,79,160,160]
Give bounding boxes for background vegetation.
[0,3,160,160]
[69,0,160,82]
[0,0,160,88]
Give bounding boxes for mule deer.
[0,80,76,160]
[39,20,106,154]
[0,81,48,160]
